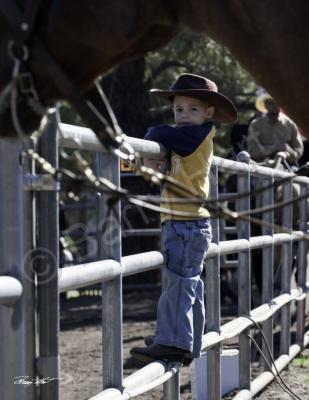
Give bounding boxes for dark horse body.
[1,0,309,139]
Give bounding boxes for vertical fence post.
[163,371,180,400]
[0,138,25,400]
[36,110,60,400]
[23,138,38,400]
[236,153,251,390]
[96,151,123,390]
[296,183,308,345]
[280,178,293,355]
[206,162,221,399]
[261,174,274,369]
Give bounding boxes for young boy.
[130,73,237,363]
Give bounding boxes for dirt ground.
[59,289,309,400]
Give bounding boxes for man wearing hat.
[130,73,237,363]
[247,93,303,164]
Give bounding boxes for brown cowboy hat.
[150,73,237,123]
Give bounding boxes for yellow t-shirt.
[161,126,215,222]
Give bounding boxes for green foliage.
[292,354,309,368]
[59,101,86,127]
[146,32,257,116]
[146,32,258,156]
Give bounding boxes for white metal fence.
[0,110,308,400]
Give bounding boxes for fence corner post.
[0,138,26,400]
[36,109,60,400]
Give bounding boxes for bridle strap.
[0,0,124,151]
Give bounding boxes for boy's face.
[173,95,215,126]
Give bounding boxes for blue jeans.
[155,218,212,357]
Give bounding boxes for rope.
[239,314,304,400]
[22,105,309,236]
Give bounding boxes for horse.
[1,0,309,143]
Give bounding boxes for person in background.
[130,73,237,364]
[247,93,304,166]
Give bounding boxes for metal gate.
[0,110,308,400]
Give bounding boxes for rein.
[0,0,133,159]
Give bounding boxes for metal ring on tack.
[113,141,135,161]
[8,40,29,62]
[21,22,29,32]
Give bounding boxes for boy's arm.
[141,123,213,171]
[144,123,213,157]
[142,126,172,171]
